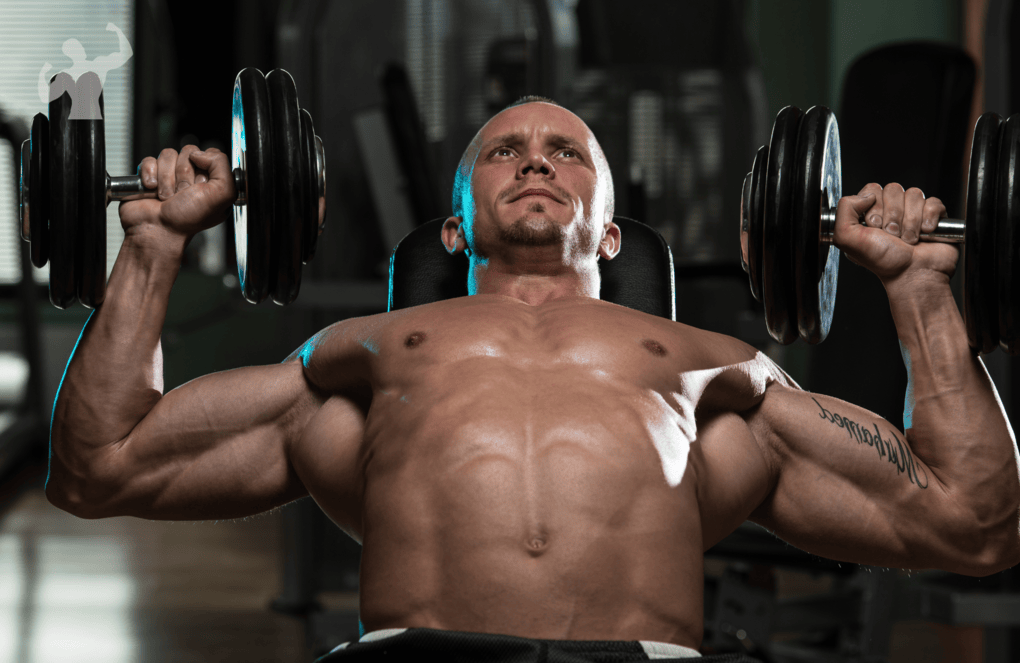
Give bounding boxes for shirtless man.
[47,97,1020,662]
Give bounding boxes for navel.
[641,338,668,357]
[404,331,427,349]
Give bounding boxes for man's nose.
[519,152,553,177]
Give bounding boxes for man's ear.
[441,217,466,255]
[597,221,621,261]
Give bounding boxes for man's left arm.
[855,184,1020,568]
[750,184,1020,577]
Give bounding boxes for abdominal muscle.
[350,359,707,648]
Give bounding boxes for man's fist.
[119,146,235,242]
[833,182,958,286]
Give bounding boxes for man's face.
[450,102,615,266]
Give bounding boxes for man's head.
[62,38,86,64]
[441,97,620,299]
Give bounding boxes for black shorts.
[315,627,765,663]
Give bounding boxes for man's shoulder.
[662,320,760,367]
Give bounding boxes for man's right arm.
[47,146,329,520]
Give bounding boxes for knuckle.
[159,147,178,159]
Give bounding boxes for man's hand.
[834,183,958,288]
[120,146,235,244]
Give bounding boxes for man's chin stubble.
[501,211,565,246]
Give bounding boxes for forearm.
[50,227,186,478]
[885,273,1020,530]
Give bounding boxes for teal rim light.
[231,79,248,290]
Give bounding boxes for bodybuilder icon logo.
[37,23,133,120]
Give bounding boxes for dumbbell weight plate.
[266,69,305,306]
[793,106,841,344]
[762,105,803,344]
[300,109,319,264]
[315,135,326,239]
[744,145,767,303]
[964,112,1003,355]
[739,172,752,274]
[77,91,106,308]
[48,83,77,310]
[232,68,275,305]
[998,114,1020,354]
[19,139,28,241]
[27,114,49,268]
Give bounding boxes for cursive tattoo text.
[813,398,928,489]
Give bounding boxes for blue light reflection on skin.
[451,135,490,295]
[47,311,96,488]
[899,341,915,430]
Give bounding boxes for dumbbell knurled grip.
[818,208,966,244]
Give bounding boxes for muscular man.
[48,98,1020,662]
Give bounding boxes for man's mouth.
[512,188,560,203]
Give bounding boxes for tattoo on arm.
[812,398,929,489]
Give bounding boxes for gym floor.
[0,456,313,663]
[0,455,986,663]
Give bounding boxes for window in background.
[405,0,449,143]
[0,1,134,286]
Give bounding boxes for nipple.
[404,331,427,348]
[642,339,667,357]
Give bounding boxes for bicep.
[749,385,989,575]
[79,359,325,520]
[695,410,777,551]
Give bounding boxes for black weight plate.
[315,134,326,240]
[19,138,28,241]
[76,91,106,308]
[998,114,1020,354]
[266,69,305,305]
[762,106,803,344]
[739,171,752,274]
[28,113,50,268]
[746,145,767,303]
[232,68,274,304]
[48,83,77,309]
[793,106,841,344]
[299,109,318,264]
[964,112,1003,355]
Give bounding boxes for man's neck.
[467,266,602,306]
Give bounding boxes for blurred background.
[0,0,1016,661]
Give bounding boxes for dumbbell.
[739,104,1018,356]
[18,67,326,309]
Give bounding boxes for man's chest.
[369,297,685,393]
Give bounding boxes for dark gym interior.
[0,0,1018,661]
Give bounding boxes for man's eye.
[558,149,577,158]
[496,148,514,157]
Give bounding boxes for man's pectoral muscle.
[747,384,994,577]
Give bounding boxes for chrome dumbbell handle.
[818,208,966,245]
[106,168,247,205]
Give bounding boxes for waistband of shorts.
[329,627,703,659]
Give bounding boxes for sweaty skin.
[47,103,1020,653]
